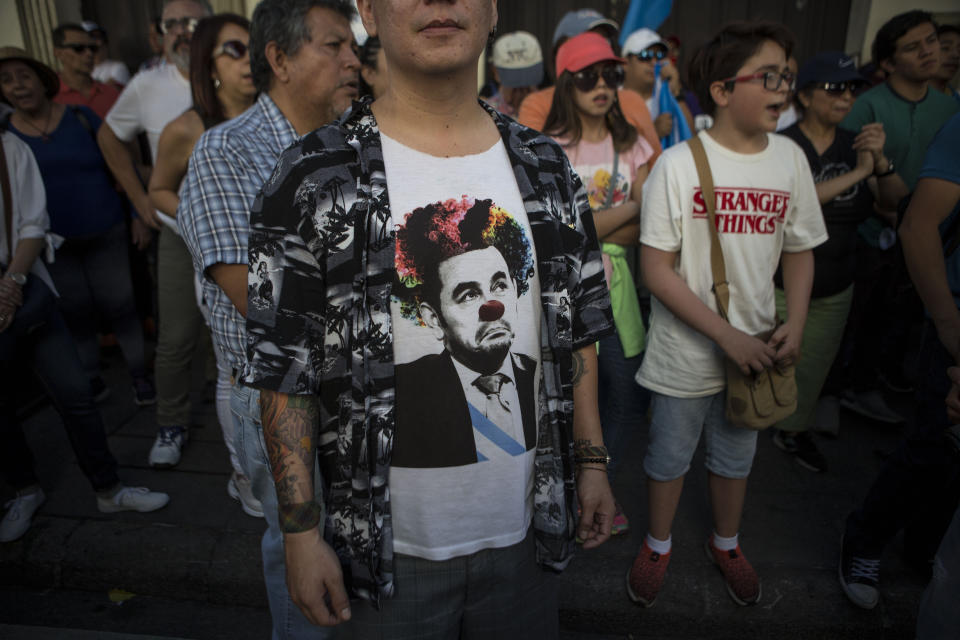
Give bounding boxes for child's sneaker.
[705,538,761,605]
[626,541,670,607]
[612,504,629,535]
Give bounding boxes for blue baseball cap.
[797,52,864,90]
[552,9,619,45]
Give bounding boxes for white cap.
[622,28,666,57]
[491,31,544,88]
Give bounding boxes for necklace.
[18,104,54,143]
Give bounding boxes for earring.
[213,78,222,90]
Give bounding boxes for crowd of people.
[1,0,959,638]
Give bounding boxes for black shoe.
[839,530,880,610]
[91,377,111,403]
[773,430,827,472]
[878,368,913,394]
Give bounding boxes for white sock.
[646,533,672,555]
[713,531,738,551]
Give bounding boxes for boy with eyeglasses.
[51,23,120,119]
[626,21,826,608]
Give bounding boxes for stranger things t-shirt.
[637,130,827,398]
[381,132,542,561]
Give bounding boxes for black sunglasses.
[60,43,100,54]
[571,65,625,93]
[814,80,865,96]
[631,48,666,62]
[212,40,248,60]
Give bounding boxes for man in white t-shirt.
[626,21,827,609]
[243,0,617,635]
[97,0,212,470]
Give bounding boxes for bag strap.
[687,134,730,320]
[1,133,13,260]
[601,140,620,211]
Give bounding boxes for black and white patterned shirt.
[245,97,614,605]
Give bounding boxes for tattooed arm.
[571,345,616,549]
[259,390,351,626]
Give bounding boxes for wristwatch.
[875,159,895,178]
[5,272,26,286]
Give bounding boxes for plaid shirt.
[177,93,298,376]
[245,97,614,605]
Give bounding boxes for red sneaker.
[626,541,670,607]
[705,539,761,605]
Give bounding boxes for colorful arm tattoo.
[259,390,321,532]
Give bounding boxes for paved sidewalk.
[0,353,932,638]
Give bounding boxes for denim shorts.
[643,390,758,481]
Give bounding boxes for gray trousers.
[346,528,559,640]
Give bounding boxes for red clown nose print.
[479,300,505,321]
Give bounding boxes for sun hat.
[797,52,864,90]
[0,47,60,100]
[621,28,667,57]
[552,9,619,45]
[492,31,544,88]
[555,31,624,76]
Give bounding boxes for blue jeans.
[0,279,118,492]
[44,223,146,381]
[231,383,335,640]
[596,333,648,479]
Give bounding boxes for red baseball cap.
[555,31,624,76]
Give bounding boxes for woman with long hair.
[147,13,260,517]
[543,32,655,535]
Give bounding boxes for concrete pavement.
[0,351,932,638]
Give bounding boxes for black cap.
[797,52,863,90]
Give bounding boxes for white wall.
[1,3,25,48]
[856,0,960,61]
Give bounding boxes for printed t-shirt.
[562,134,654,357]
[922,114,960,306]
[9,106,125,238]
[778,124,872,298]
[841,82,959,246]
[517,86,662,167]
[381,132,542,561]
[637,130,828,397]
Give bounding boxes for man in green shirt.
[837,10,959,424]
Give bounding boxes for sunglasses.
[722,70,796,92]
[212,40,248,60]
[571,65,625,93]
[160,17,200,35]
[631,48,667,62]
[813,80,865,96]
[60,43,100,54]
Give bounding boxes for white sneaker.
[840,390,904,424]
[97,486,169,513]
[0,488,46,542]
[228,473,264,518]
[148,426,188,468]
